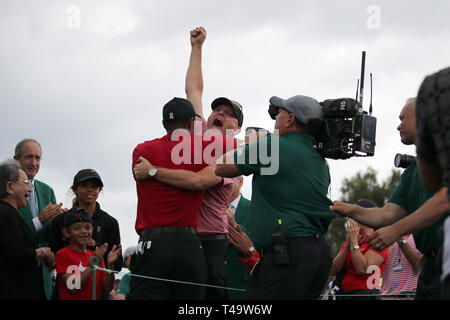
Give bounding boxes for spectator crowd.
[0,27,449,301]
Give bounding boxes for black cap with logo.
[73,169,103,188]
[163,97,201,122]
[63,207,92,228]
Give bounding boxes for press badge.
[393,262,403,271]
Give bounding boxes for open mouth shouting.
[212,117,224,128]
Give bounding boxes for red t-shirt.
[132,127,236,235]
[339,240,389,292]
[56,246,107,300]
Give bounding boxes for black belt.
[141,226,196,238]
[262,235,323,255]
[198,233,227,241]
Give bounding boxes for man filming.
[216,94,334,300]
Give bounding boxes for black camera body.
[316,98,377,159]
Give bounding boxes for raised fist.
[190,26,206,47]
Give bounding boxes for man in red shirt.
[133,27,243,299]
[129,97,212,300]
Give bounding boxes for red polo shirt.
[339,240,388,292]
[132,128,236,235]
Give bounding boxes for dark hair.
[162,118,193,133]
[0,159,21,199]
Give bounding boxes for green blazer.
[234,195,251,230]
[226,195,252,300]
[18,179,56,300]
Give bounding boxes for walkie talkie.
[271,218,290,266]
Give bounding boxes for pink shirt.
[197,170,234,235]
[380,235,420,295]
[196,119,235,235]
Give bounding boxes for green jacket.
[226,195,252,300]
[18,179,56,300]
[234,196,251,230]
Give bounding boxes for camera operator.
[331,97,446,299]
[216,94,334,300]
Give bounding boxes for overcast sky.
[1,0,449,250]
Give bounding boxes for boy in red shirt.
[56,207,121,300]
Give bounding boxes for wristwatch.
[148,166,158,178]
[398,239,407,247]
[351,244,360,250]
[246,246,256,258]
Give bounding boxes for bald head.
[397,98,417,145]
[405,97,416,110]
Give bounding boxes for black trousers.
[442,276,450,300]
[416,251,442,300]
[246,236,331,300]
[128,229,207,300]
[199,236,229,300]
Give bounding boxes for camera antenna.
[369,73,373,115]
[355,78,360,101]
[359,51,366,108]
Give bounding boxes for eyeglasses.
[245,127,269,135]
[16,179,32,189]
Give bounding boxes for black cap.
[73,169,103,188]
[355,198,377,208]
[163,97,201,122]
[211,97,243,127]
[64,207,92,228]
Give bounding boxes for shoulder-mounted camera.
[316,51,377,160]
[315,97,377,159]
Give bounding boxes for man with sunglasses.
[13,138,64,300]
[216,95,334,300]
